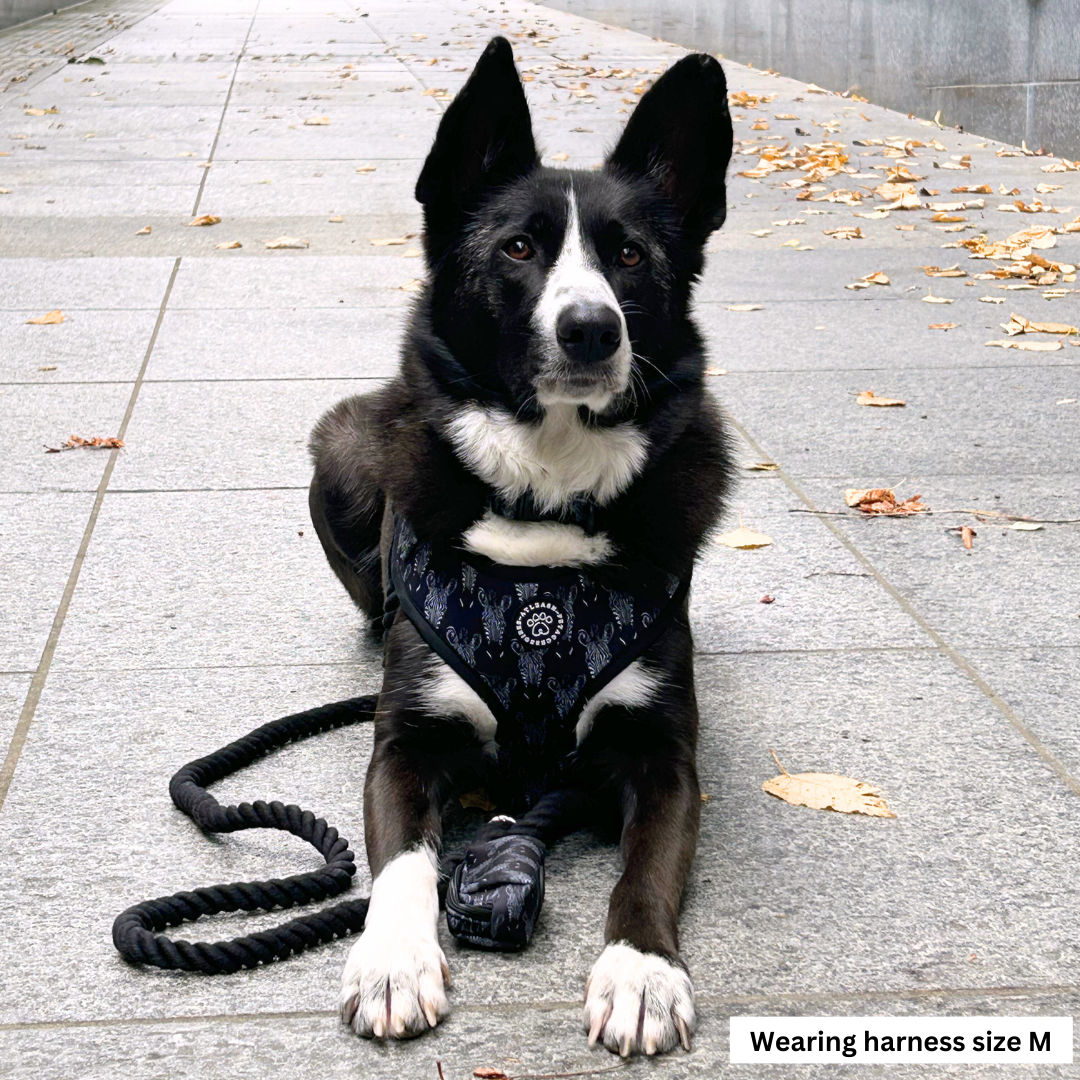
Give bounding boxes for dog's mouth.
[535,373,624,413]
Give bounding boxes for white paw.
[339,846,450,1039]
[583,942,695,1056]
[339,921,450,1038]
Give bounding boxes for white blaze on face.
[532,188,631,410]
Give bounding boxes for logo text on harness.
[515,600,565,647]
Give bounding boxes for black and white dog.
[309,37,733,1057]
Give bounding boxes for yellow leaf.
[985,339,1063,351]
[725,304,763,311]
[328,215,344,223]
[746,462,780,471]
[135,225,151,235]
[763,752,895,817]
[856,390,905,407]
[187,214,221,227]
[26,309,64,325]
[780,238,801,248]
[717,525,773,549]
[549,151,569,161]
[978,296,1005,304]
[396,278,424,292]
[1009,521,1043,531]
[356,164,377,173]
[920,264,966,277]
[216,240,242,249]
[922,293,953,304]
[303,115,330,125]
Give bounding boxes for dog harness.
[387,515,689,813]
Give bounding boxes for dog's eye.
[618,243,644,268]
[502,236,534,261]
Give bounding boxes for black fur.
[310,38,734,1055]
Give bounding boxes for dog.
[308,36,734,1057]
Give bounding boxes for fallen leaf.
[979,296,1005,304]
[750,229,773,237]
[760,594,776,604]
[265,236,309,249]
[24,106,58,116]
[216,240,242,249]
[328,215,343,223]
[704,367,728,376]
[960,525,976,549]
[38,365,56,371]
[726,303,763,311]
[771,219,804,226]
[459,790,496,812]
[44,435,124,453]
[187,214,220,227]
[824,225,863,239]
[0,188,10,195]
[805,83,830,94]
[1035,183,1063,195]
[473,1069,509,1079]
[921,264,966,278]
[356,164,377,173]
[303,115,330,125]
[396,278,424,292]
[774,113,799,120]
[856,390,906,407]
[746,462,780,471]
[952,184,992,194]
[26,309,63,324]
[1000,312,1078,336]
[1058,397,1078,405]
[135,225,151,235]
[370,237,410,246]
[928,322,957,330]
[717,525,774,549]
[922,293,954,304]
[845,488,926,515]
[762,752,895,818]
[985,339,1063,351]
[402,248,422,257]
[549,151,569,161]
[853,209,891,220]
[845,270,890,291]
[780,238,801,248]
[1009,521,1043,531]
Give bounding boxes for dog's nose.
[556,303,622,364]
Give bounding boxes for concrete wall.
[542,0,1080,158]
[0,0,82,32]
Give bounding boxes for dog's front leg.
[584,750,701,1057]
[340,729,450,1040]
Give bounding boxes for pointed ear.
[415,37,537,215]
[606,54,733,240]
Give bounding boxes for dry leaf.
[922,293,953,304]
[473,1069,509,1080]
[952,184,992,194]
[303,115,330,125]
[856,390,905,407]
[187,214,220,227]
[704,367,728,376]
[780,238,801,248]
[762,752,895,818]
[985,339,1063,351]
[459,789,496,812]
[44,435,124,453]
[328,215,343,223]
[921,264,966,278]
[824,226,863,239]
[356,164,377,173]
[726,303,763,311]
[265,236,309,249]
[370,237,410,246]
[928,322,957,330]
[746,462,780,471]
[38,365,56,371]
[216,240,242,249]
[396,278,424,292]
[771,219,804,226]
[774,113,799,120]
[853,209,891,220]
[1010,521,1043,531]
[27,309,64,325]
[717,525,774,549]
[750,229,773,237]
[960,525,976,549]
[549,151,569,161]
[1035,183,1063,194]
[979,296,1005,304]
[845,488,926,515]
[1000,312,1078,336]
[135,225,151,235]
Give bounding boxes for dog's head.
[414,37,732,418]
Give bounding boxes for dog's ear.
[415,37,536,215]
[606,54,733,240]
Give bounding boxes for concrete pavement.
[1,1,1079,1077]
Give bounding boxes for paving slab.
[3,0,1080,1076]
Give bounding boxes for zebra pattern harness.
[387,516,689,812]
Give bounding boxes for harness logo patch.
[515,600,565,647]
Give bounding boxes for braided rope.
[112,695,595,975]
[112,696,377,974]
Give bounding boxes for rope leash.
[112,696,593,975]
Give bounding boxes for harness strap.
[112,697,592,975]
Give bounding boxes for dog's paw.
[582,941,695,1056]
[339,924,451,1039]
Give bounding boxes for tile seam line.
[723,412,1080,799]
[2,981,1077,1032]
[189,0,260,217]
[0,256,181,813]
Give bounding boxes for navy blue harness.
[387,516,689,813]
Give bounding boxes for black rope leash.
[112,695,377,974]
[113,695,593,975]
